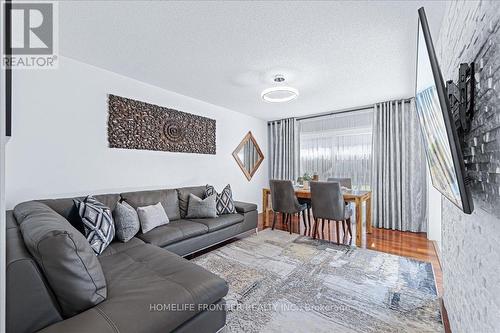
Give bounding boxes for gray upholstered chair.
[269,180,308,234]
[310,181,353,244]
[327,177,352,189]
[327,177,353,237]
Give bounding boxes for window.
[299,109,373,190]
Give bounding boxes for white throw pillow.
[137,202,169,234]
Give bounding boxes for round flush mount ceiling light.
[261,75,299,103]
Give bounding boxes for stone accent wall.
[436,1,500,332]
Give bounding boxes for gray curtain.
[268,118,298,180]
[371,99,428,232]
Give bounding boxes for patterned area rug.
[192,229,443,333]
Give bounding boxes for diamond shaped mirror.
[232,131,264,181]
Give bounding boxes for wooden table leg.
[262,189,268,228]
[355,198,362,247]
[366,195,372,234]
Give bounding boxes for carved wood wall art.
[108,94,216,154]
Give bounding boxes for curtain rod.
[295,104,373,121]
[268,105,371,124]
[266,98,413,123]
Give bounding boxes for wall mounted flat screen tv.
[415,7,473,214]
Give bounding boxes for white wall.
[6,56,268,211]
[426,166,442,251]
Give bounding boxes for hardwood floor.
[364,227,443,294]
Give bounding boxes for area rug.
[192,229,443,333]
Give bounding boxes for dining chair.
[310,181,353,243]
[269,180,308,234]
[327,177,352,189]
[327,177,354,237]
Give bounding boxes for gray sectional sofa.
[6,185,258,333]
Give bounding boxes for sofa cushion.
[177,186,206,218]
[95,244,228,332]
[14,201,107,318]
[136,220,208,247]
[98,237,145,257]
[74,196,115,255]
[38,194,120,234]
[38,194,120,220]
[120,189,180,221]
[187,213,244,232]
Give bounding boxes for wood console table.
[262,188,372,247]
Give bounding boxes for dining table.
[262,187,372,247]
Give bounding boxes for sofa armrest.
[234,201,257,214]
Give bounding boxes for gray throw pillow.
[14,201,107,317]
[177,186,206,218]
[186,194,217,218]
[113,201,140,242]
[137,202,169,234]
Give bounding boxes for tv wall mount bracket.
[446,62,475,134]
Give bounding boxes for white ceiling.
[59,1,447,120]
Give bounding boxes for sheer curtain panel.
[299,110,373,190]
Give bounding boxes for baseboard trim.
[431,240,442,267]
[440,298,452,333]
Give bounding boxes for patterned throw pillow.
[73,196,115,255]
[205,184,236,215]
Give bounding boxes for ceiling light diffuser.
[261,86,299,103]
